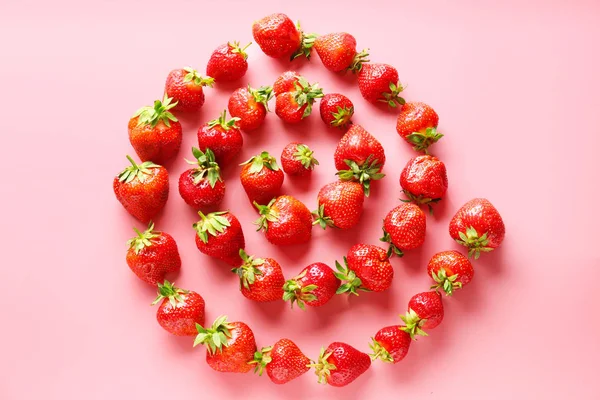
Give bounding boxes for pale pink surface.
[1,0,599,399]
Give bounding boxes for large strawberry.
[449,198,505,259]
[428,250,474,296]
[228,85,273,132]
[252,13,317,60]
[128,95,182,164]
[250,339,311,384]
[314,32,369,72]
[400,154,448,213]
[126,222,181,285]
[113,156,169,223]
[232,250,285,302]
[206,42,251,82]
[193,211,245,267]
[273,71,300,96]
[396,102,443,152]
[280,142,319,177]
[197,110,243,166]
[194,316,256,373]
[164,67,214,113]
[400,291,444,338]
[152,280,205,336]
[240,151,284,205]
[320,93,354,131]
[312,342,371,387]
[313,181,364,230]
[275,76,323,123]
[357,63,405,107]
[369,325,412,363]
[335,244,393,294]
[283,263,341,309]
[178,147,224,210]
[381,203,427,257]
[254,195,312,246]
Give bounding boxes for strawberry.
[369,325,412,363]
[357,63,405,107]
[312,342,371,387]
[273,71,300,96]
[381,203,427,257]
[334,124,386,196]
[228,85,273,132]
[232,250,285,302]
[152,280,205,336]
[113,156,169,223]
[178,147,224,210]
[194,316,256,373]
[126,222,181,285]
[335,244,393,294]
[449,198,505,259]
[250,339,311,384]
[239,151,284,205]
[400,291,444,338]
[400,155,448,213]
[319,93,354,131]
[164,67,214,113]
[193,211,245,267]
[252,13,317,60]
[283,263,341,309]
[428,250,474,296]
[396,102,443,152]
[280,142,319,177]
[206,42,251,82]
[314,32,369,72]
[197,110,243,166]
[313,181,364,230]
[254,195,313,246]
[275,76,323,123]
[128,95,182,164]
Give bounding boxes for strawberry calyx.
[118,155,161,184]
[369,338,394,363]
[193,315,234,354]
[430,268,462,296]
[207,110,240,131]
[293,76,324,118]
[334,257,369,296]
[308,347,337,384]
[330,105,354,128]
[127,221,160,254]
[151,280,188,307]
[378,81,406,108]
[231,249,265,290]
[282,269,318,310]
[380,228,405,258]
[401,191,441,215]
[348,49,370,73]
[294,144,319,170]
[336,155,385,197]
[456,226,494,259]
[291,22,318,60]
[133,94,179,128]
[406,127,444,154]
[249,85,274,111]
[185,147,222,188]
[183,66,215,87]
[240,151,280,174]
[254,199,279,232]
[193,211,231,244]
[399,309,428,339]
[249,346,273,375]
[229,41,252,60]
[312,204,335,230]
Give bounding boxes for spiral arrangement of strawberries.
[113,12,506,387]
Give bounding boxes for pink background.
[2,0,599,398]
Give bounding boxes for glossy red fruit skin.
[334,124,385,172]
[408,291,444,329]
[383,203,427,250]
[275,92,307,124]
[240,164,284,205]
[427,250,474,287]
[252,14,301,59]
[273,71,299,96]
[324,342,371,387]
[319,93,354,131]
[396,102,439,139]
[156,291,205,336]
[358,63,399,103]
[206,43,248,82]
[266,338,311,384]
[241,258,285,302]
[297,263,341,307]
[228,87,267,132]
[178,169,225,210]
[449,198,505,248]
[126,232,181,285]
[280,142,311,177]
[206,322,256,373]
[197,124,243,166]
[346,244,393,292]
[400,155,448,200]
[113,166,169,223]
[314,32,357,72]
[194,212,245,267]
[318,181,365,229]
[373,325,412,364]
[262,196,312,246]
[128,117,182,165]
[165,69,206,112]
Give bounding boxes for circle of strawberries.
[114,12,507,388]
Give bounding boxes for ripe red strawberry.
[250,339,311,384]
[314,32,369,72]
[164,67,214,113]
[319,93,354,131]
[232,250,285,302]
[400,291,444,338]
[113,156,169,223]
[193,211,245,267]
[273,71,299,96]
[197,110,243,166]
[334,124,386,196]
[396,102,443,152]
[449,198,505,259]
[178,147,224,210]
[206,42,251,82]
[228,85,273,132]
[358,63,405,107]
[126,222,181,285]
[313,181,365,230]
[280,142,319,177]
[194,316,256,373]
[152,280,205,336]
[275,76,323,123]
[283,263,341,309]
[369,325,412,363]
[381,203,427,257]
[335,244,393,293]
[428,250,474,296]
[240,151,284,205]
[400,155,448,213]
[312,342,371,387]
[128,95,182,164]
[252,13,316,60]
[254,195,312,246]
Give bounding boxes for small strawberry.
[164,67,214,113]
[254,195,313,246]
[400,291,444,338]
[273,71,300,96]
[178,147,225,210]
[312,342,371,387]
[381,203,427,257]
[193,211,245,267]
[357,63,405,107]
[280,142,319,177]
[335,244,393,294]
[239,151,284,205]
[449,198,505,259]
[400,155,448,213]
[194,316,256,373]
[313,181,365,230]
[206,42,251,82]
[232,250,285,302]
[152,280,205,336]
[283,263,341,309]
[314,32,369,72]
[113,156,169,223]
[275,76,324,123]
[228,85,273,131]
[128,95,182,164]
[396,102,443,152]
[250,339,311,384]
[428,250,474,296]
[369,325,412,363]
[197,110,243,166]
[252,13,317,60]
[319,93,354,131]
[126,222,181,285]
